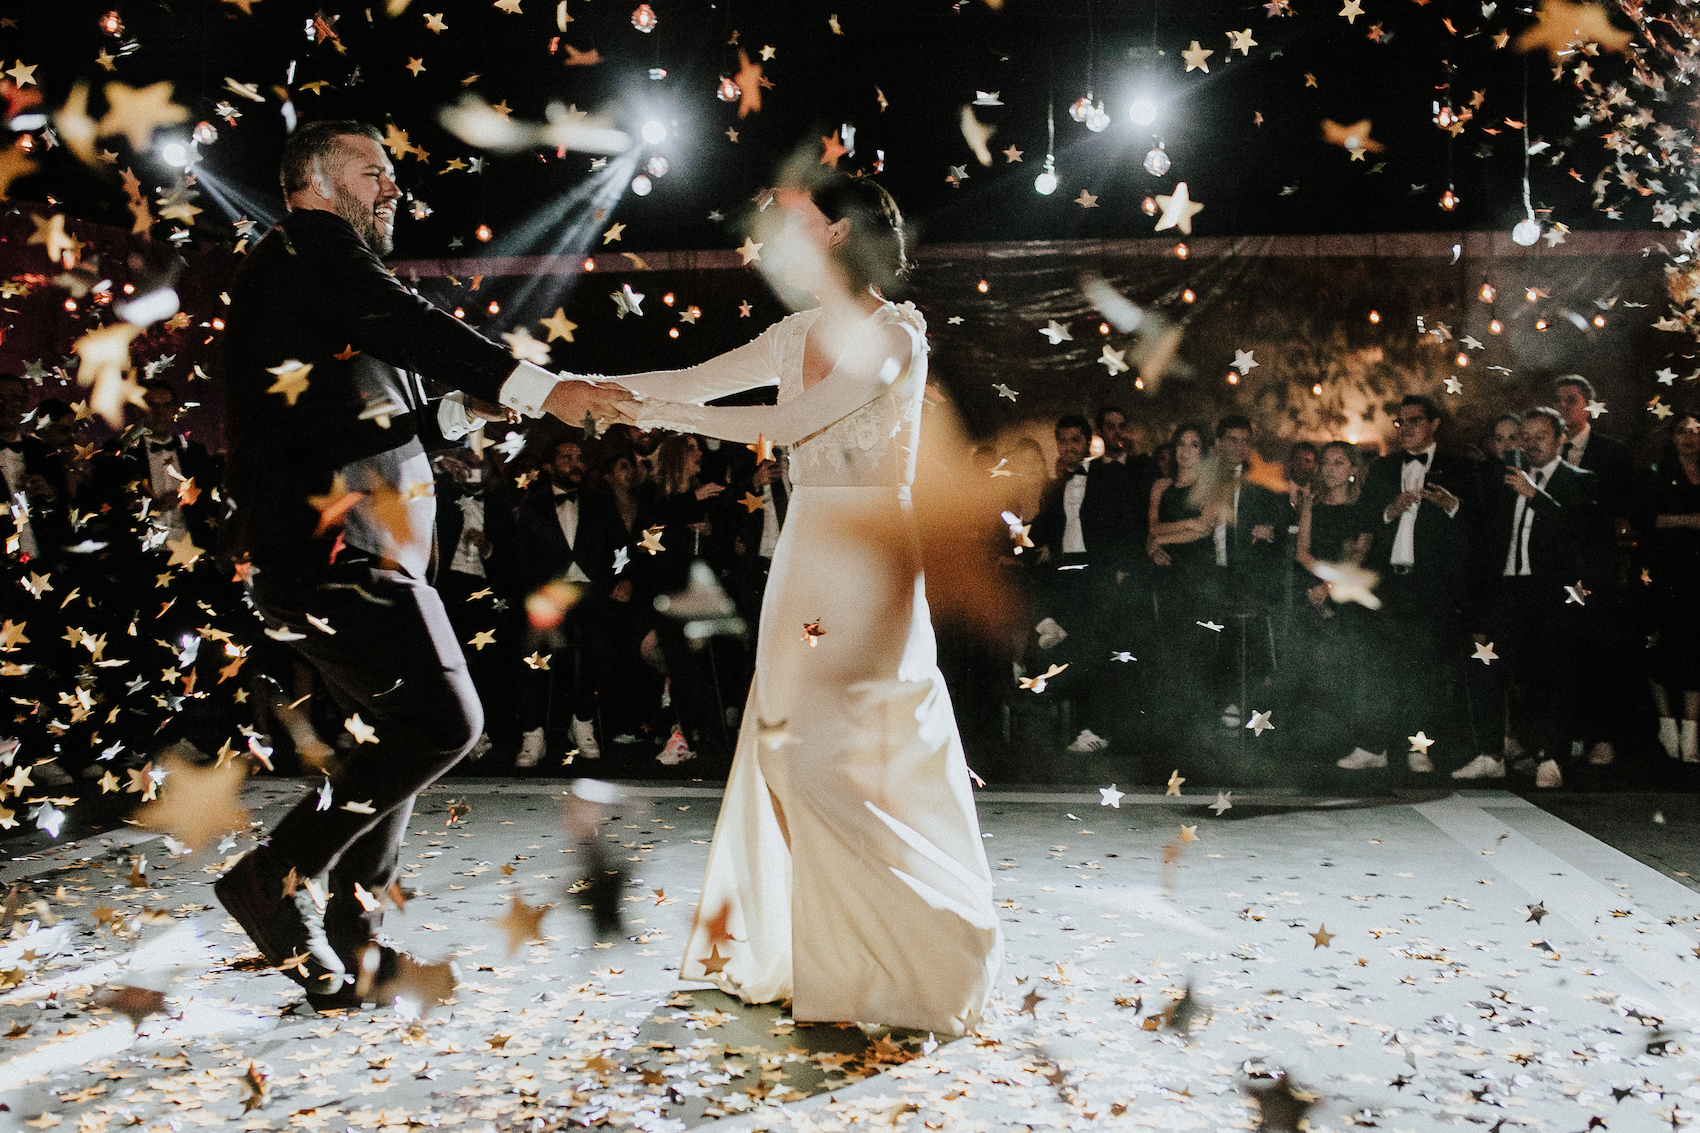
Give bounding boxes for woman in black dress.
[1292,440,1374,765]
[1145,423,1223,733]
[1643,413,1700,761]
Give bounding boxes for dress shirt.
[1214,467,1243,567]
[0,446,36,559]
[1561,422,1589,468]
[449,494,487,578]
[1502,457,1560,577]
[554,490,592,583]
[1061,469,1088,554]
[437,360,572,440]
[1388,443,1435,566]
[146,437,189,542]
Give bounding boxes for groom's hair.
[810,175,911,298]
[281,120,384,196]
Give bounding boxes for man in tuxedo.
[512,438,621,767]
[1452,407,1607,786]
[1551,374,1639,767]
[215,120,624,1008]
[1342,394,1477,776]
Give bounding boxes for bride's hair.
[809,175,911,298]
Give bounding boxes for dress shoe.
[1408,750,1434,773]
[1337,747,1387,770]
[1066,729,1108,753]
[214,846,346,995]
[1451,754,1506,780]
[1535,759,1563,789]
[1587,741,1615,766]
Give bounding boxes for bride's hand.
[542,379,631,427]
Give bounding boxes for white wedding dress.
[619,299,1002,1034]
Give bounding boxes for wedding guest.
[1642,412,1700,762]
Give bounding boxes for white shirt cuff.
[436,391,482,440]
[500,361,562,419]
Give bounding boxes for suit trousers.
[250,549,482,933]
[1366,570,1464,767]
[1487,577,1584,761]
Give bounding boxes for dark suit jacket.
[512,486,621,597]
[1482,461,1609,587]
[1079,454,1160,573]
[1570,429,1634,524]
[223,209,516,567]
[86,432,225,555]
[1360,447,1479,597]
[1029,472,1082,564]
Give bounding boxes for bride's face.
[758,189,849,297]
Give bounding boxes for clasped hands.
[541,376,643,432]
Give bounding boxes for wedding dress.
[618,299,1002,1034]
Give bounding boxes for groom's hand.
[464,395,519,424]
[542,379,633,427]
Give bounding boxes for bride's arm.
[593,322,786,406]
[634,323,912,446]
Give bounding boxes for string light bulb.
[1368,310,1381,323]
[1182,289,1196,303]
[630,3,657,32]
[1479,283,1495,303]
[976,278,989,293]
[1439,188,1459,211]
[716,77,740,102]
[475,224,492,242]
[1489,319,1503,334]
[98,10,123,35]
[1144,145,1170,177]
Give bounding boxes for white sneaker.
[1684,720,1699,763]
[571,717,601,760]
[1337,747,1388,770]
[1066,729,1108,753]
[515,727,545,769]
[1034,617,1068,650]
[1587,741,1615,766]
[1451,754,1506,780]
[1220,704,1241,729]
[1660,717,1681,759]
[1535,758,1563,789]
[657,727,695,766]
[1408,750,1434,774]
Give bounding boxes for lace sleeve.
[600,320,786,405]
[636,322,910,446]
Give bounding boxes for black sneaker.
[213,846,347,996]
[306,942,404,1012]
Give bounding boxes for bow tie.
[1401,452,1429,466]
[148,440,177,453]
[554,489,579,502]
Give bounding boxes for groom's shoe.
[214,846,346,995]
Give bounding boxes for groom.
[217,119,624,1007]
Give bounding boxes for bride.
[581,175,1002,1034]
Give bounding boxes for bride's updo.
[809,175,911,299]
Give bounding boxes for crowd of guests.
[3,367,1700,790]
[988,377,1700,788]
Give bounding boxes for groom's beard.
[332,186,394,256]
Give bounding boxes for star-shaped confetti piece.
[1099,784,1124,808]
[345,714,379,744]
[1211,791,1233,815]
[492,894,552,957]
[1565,580,1590,605]
[1309,923,1335,948]
[266,360,312,406]
[1182,40,1214,72]
[1099,345,1129,375]
[135,748,250,852]
[1473,641,1497,664]
[1074,189,1098,208]
[1408,731,1435,754]
[992,383,1018,402]
[1514,0,1633,61]
[467,629,497,650]
[539,309,577,342]
[1166,769,1185,796]
[1040,319,1072,344]
[1017,662,1069,693]
[1246,709,1274,735]
[1154,182,1204,234]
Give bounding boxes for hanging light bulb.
[976,278,989,294]
[583,258,596,271]
[631,174,653,195]
[1182,289,1196,304]
[1439,188,1459,211]
[646,155,669,177]
[1593,314,1606,327]
[487,301,500,315]
[1455,352,1469,367]
[1489,319,1503,334]
[1173,243,1188,259]
[716,76,740,102]
[1511,218,1541,246]
[1068,95,1092,124]
[1083,102,1111,132]
[98,10,123,35]
[1479,283,1495,303]
[1033,154,1058,196]
[630,3,657,32]
[1143,144,1171,177]
[1368,310,1381,324]
[475,224,492,242]
[193,121,218,145]
[1141,196,1157,216]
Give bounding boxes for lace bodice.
[621,301,928,488]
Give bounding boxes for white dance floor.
[2,780,1699,1131]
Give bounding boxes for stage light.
[1368,310,1381,324]
[631,174,652,195]
[976,279,989,293]
[1489,319,1503,334]
[669,327,679,338]
[1134,377,1145,390]
[160,141,190,167]
[1034,154,1057,196]
[122,282,134,295]
[1511,218,1541,246]
[1099,323,1110,335]
[1525,287,1539,302]
[1141,196,1157,216]
[1226,372,1239,385]
[1479,283,1495,302]
[641,120,667,145]
[1129,98,1158,126]
[475,224,492,242]
[211,317,224,330]
[63,299,77,312]
[1312,384,1322,395]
